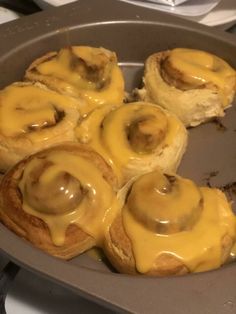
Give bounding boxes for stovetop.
[0,256,113,314]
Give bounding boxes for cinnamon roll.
[76,102,187,186]
[25,46,125,116]
[104,170,236,276]
[136,48,236,127]
[0,82,81,172]
[0,144,119,259]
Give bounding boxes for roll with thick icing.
[136,48,236,127]
[76,102,188,186]
[25,46,125,116]
[0,143,119,259]
[104,170,236,276]
[0,82,83,172]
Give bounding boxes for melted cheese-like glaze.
[37,49,96,90]
[75,105,123,182]
[168,48,236,106]
[19,150,119,246]
[76,102,187,185]
[127,171,202,234]
[101,103,184,169]
[123,171,236,273]
[36,47,125,115]
[0,84,79,139]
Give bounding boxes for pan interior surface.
[0,1,236,313]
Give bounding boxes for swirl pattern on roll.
[0,144,119,259]
[0,82,83,172]
[104,170,236,276]
[25,46,125,116]
[76,102,188,186]
[137,48,236,127]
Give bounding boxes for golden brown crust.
[0,143,117,259]
[104,214,189,276]
[104,215,137,275]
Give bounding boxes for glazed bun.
[0,143,118,259]
[76,102,188,186]
[136,48,236,127]
[104,170,236,276]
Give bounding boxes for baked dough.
[25,46,125,116]
[104,170,236,275]
[76,102,188,186]
[0,143,118,259]
[0,82,82,172]
[136,48,236,127]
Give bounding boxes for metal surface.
[0,0,236,313]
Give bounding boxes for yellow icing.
[127,171,202,234]
[37,49,97,90]
[123,171,236,273]
[19,150,119,246]
[101,103,183,168]
[0,84,79,140]
[75,102,186,185]
[35,46,125,115]
[75,105,123,182]
[168,48,236,106]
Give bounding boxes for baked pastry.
[0,82,81,172]
[0,143,119,259]
[76,102,188,186]
[136,48,236,127]
[25,46,125,116]
[104,170,236,276]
